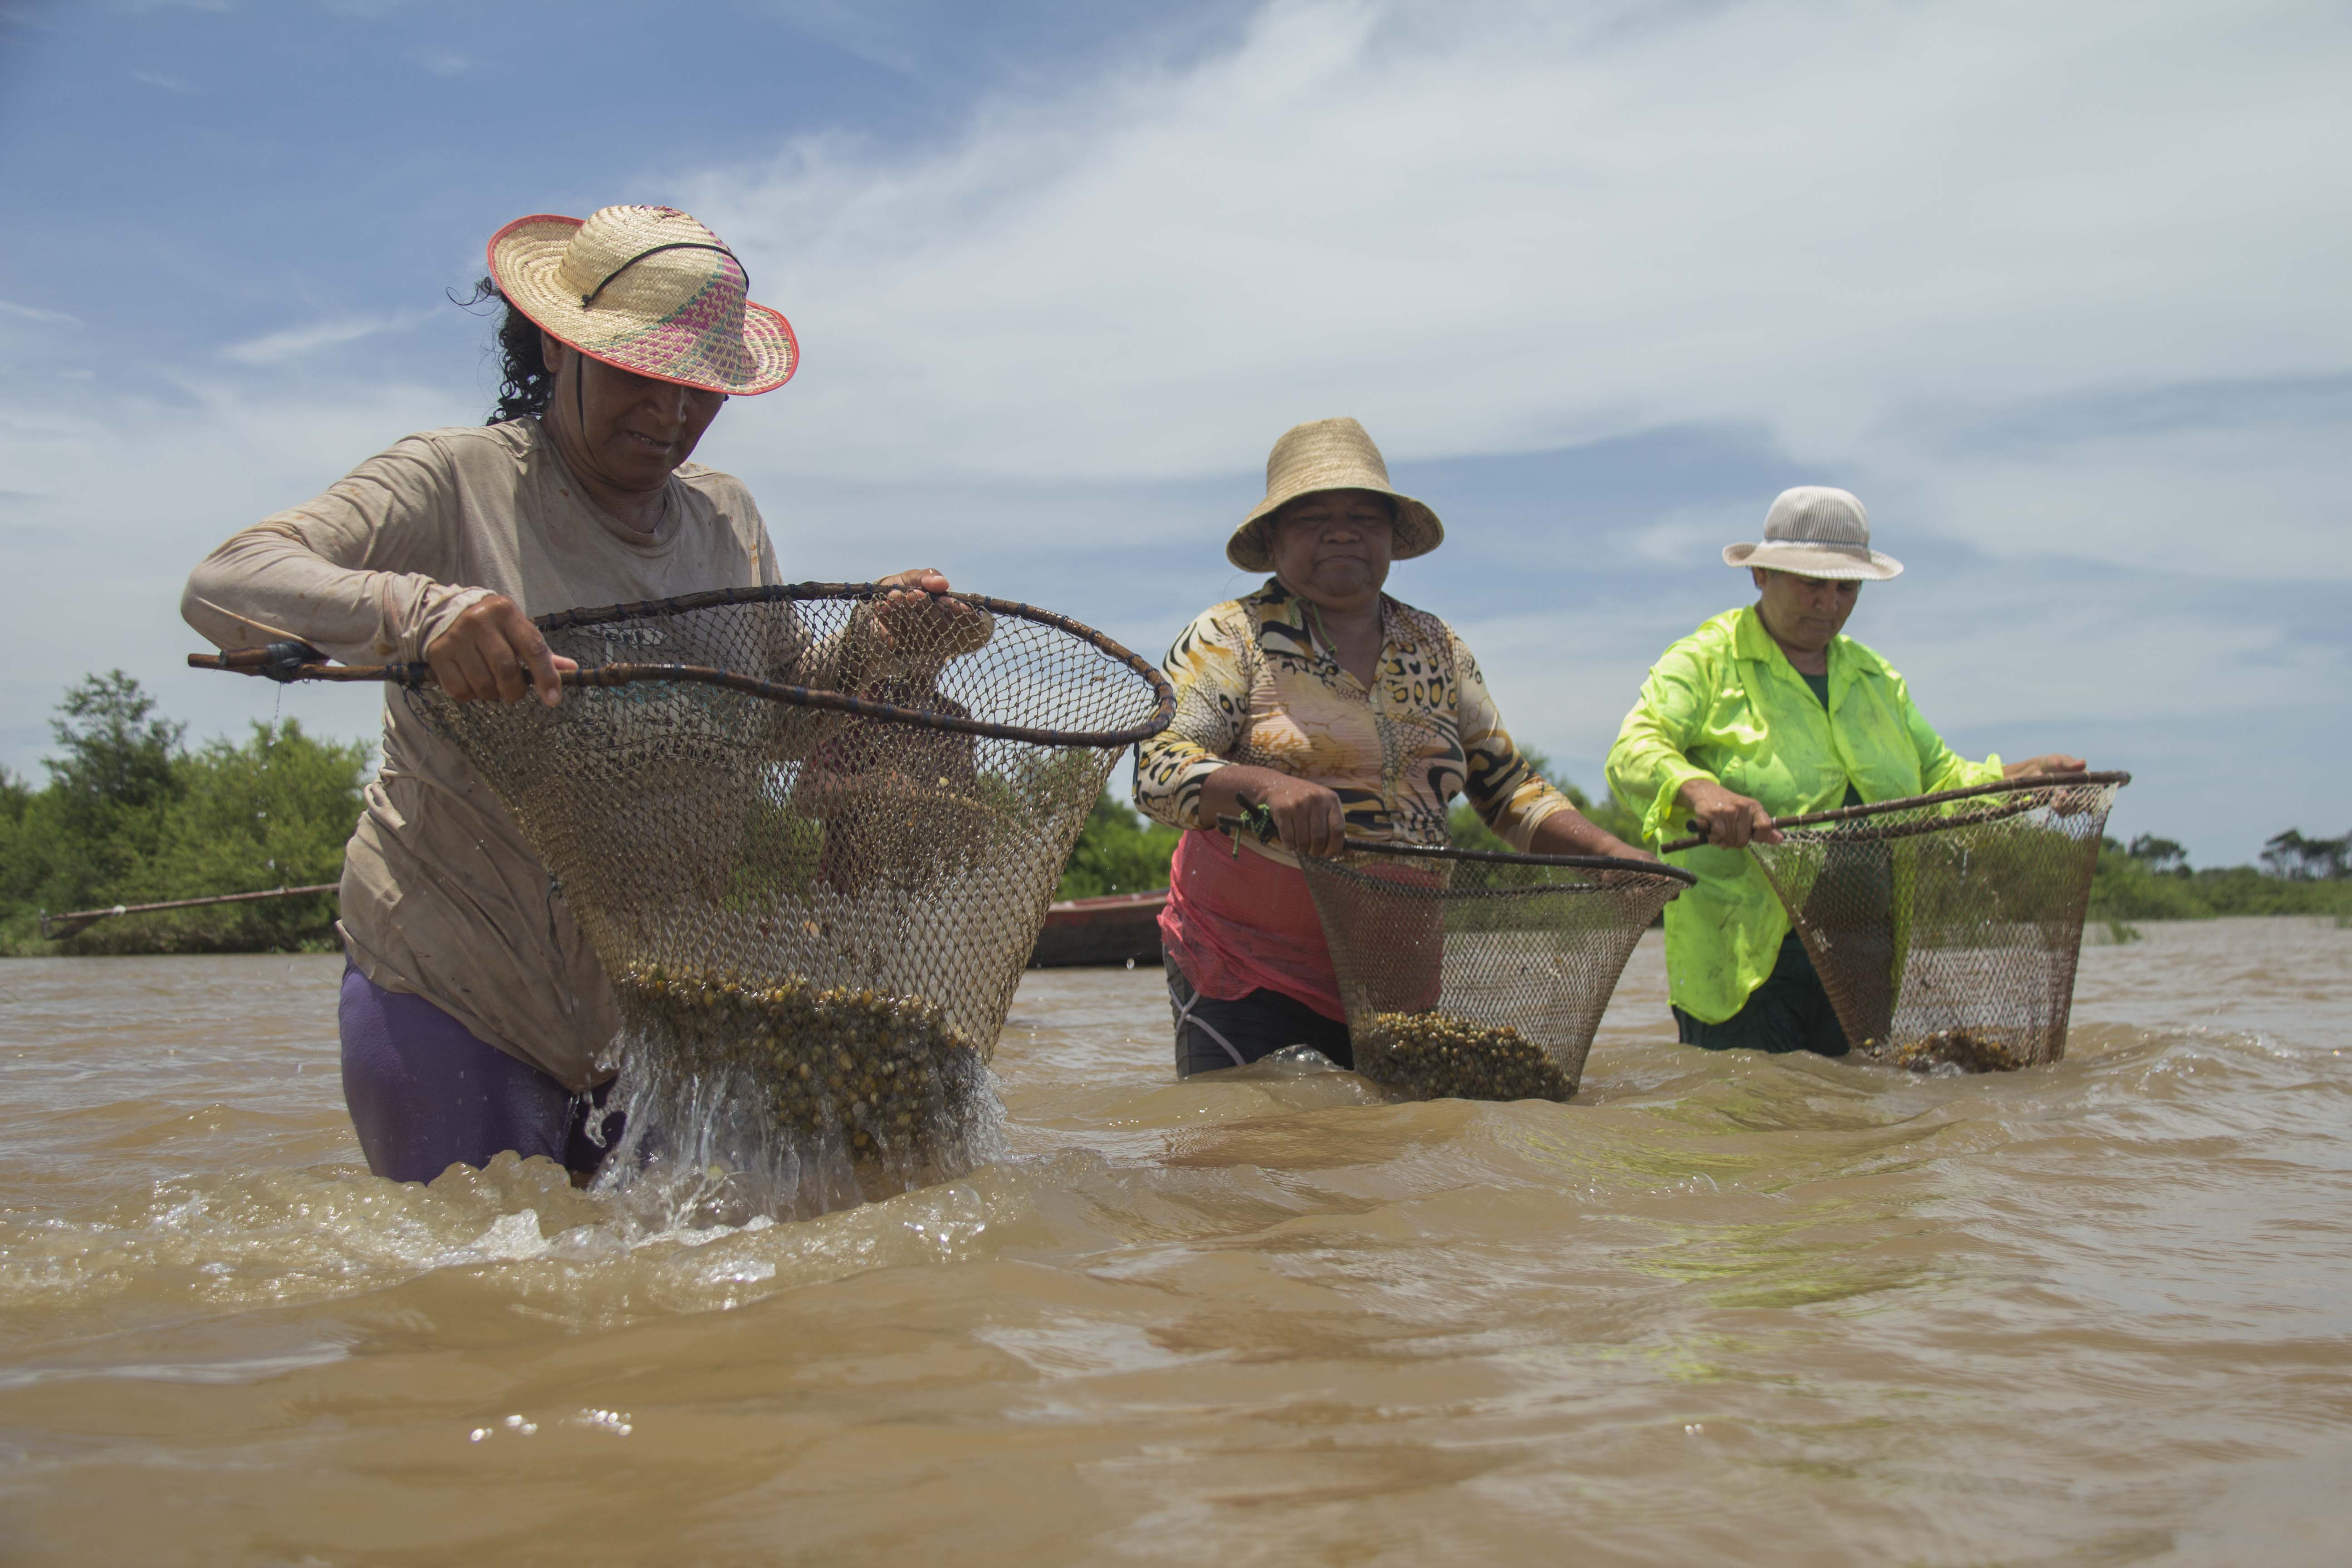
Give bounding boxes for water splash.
[589,1035,1009,1226]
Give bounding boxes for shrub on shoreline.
[1055,790,1181,901]
[2087,841,2352,921]
[1,673,365,956]
[6,676,2343,953]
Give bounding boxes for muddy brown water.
[2,918,2349,1564]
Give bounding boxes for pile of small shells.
[1357,1010,1576,1102]
[615,961,985,1159]
[1873,1028,2033,1073]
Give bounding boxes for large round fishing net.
[1290,840,1693,1102]
[1734,773,2128,1072]
[196,585,1172,1212]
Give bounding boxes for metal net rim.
[1658,772,2132,853]
[1761,771,2130,847]
[188,580,1179,750]
[1214,816,1698,887]
[1303,850,1696,899]
[1343,839,1698,883]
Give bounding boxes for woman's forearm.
[1194,763,1298,827]
[181,519,487,666]
[1672,773,1729,814]
[1192,763,1350,858]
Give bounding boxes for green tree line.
[2087,833,2352,920]
[1053,789,1181,900]
[0,673,365,955]
[5,676,2343,954]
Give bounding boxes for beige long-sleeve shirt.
[182,417,780,1090]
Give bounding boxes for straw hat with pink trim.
[487,205,796,395]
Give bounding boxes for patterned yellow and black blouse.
[1134,579,1571,849]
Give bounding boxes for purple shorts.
[337,963,621,1183]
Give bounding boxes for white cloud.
[408,47,475,78]
[0,300,81,325]
[680,0,2349,580]
[220,312,426,366]
[5,0,2346,859]
[0,377,468,775]
[764,0,924,76]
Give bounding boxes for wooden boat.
[1029,889,1166,969]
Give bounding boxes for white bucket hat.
[1724,486,1902,581]
[1228,417,1444,573]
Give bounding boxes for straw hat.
[1227,417,1444,573]
[487,206,796,396]
[1723,486,1902,581]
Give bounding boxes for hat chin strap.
[579,242,745,309]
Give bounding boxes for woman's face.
[546,333,729,492]
[1752,566,1861,652]
[1269,488,1395,609]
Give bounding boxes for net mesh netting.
[1294,846,1692,1102]
[404,586,1170,1210]
[1741,774,2127,1072]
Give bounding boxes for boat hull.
[1029,890,1166,969]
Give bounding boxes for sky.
[0,0,2345,864]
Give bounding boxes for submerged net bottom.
[592,964,1003,1218]
[1298,852,1686,1102]
[399,591,1160,1216]
[1745,779,2121,1072]
[1355,1011,1576,1101]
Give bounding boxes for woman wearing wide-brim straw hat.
[1134,417,1656,1079]
[181,204,973,1184]
[1605,485,2089,1057]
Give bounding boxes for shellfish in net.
[1731,773,2129,1072]
[199,584,1171,1214]
[1287,837,1693,1102]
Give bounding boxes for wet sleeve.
[1133,604,1249,832]
[1450,627,1572,851]
[179,434,493,666]
[1894,670,2004,792]
[1607,636,1722,845]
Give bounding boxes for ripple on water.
[0,925,2347,1563]
[0,1147,1040,1371]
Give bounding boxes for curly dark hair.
[453,277,554,424]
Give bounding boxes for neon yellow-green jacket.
[1605,605,2004,1024]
